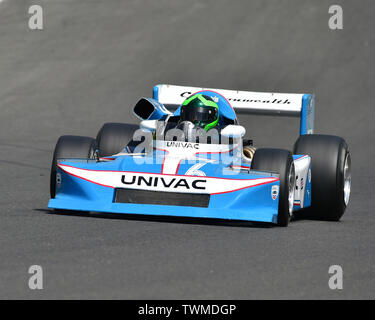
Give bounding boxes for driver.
[174,93,220,143]
[178,93,219,131]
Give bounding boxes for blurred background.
[0,0,374,299]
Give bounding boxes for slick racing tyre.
[96,123,140,158]
[251,148,295,227]
[50,135,97,198]
[293,134,351,221]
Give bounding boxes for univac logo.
[271,185,279,200]
[166,141,199,149]
[121,175,206,190]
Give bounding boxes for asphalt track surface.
[0,0,374,299]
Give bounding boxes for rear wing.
[153,84,315,135]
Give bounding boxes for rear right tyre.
[293,134,351,221]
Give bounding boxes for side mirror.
[140,120,158,132]
[220,125,246,138]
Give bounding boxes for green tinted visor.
[180,105,218,127]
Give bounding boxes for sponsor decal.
[166,141,199,149]
[180,92,291,105]
[58,164,279,195]
[271,185,279,200]
[121,175,206,190]
[295,175,298,189]
[56,173,62,188]
[181,91,193,98]
[308,168,311,183]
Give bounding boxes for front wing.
[48,162,282,224]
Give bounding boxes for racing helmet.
[179,94,219,131]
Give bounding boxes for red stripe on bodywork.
[58,164,276,181]
[58,165,114,189]
[58,164,279,195]
[211,178,279,195]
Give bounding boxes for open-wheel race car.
[48,84,351,226]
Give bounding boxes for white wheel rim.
[343,153,351,206]
[288,164,296,215]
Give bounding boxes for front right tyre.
[50,135,97,198]
[251,148,296,227]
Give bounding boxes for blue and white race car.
[48,84,351,226]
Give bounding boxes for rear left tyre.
[96,123,139,158]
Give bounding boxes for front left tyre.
[50,135,97,198]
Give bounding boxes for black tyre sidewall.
[335,140,349,217]
[251,148,294,227]
[50,135,96,198]
[293,134,349,221]
[96,123,139,158]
